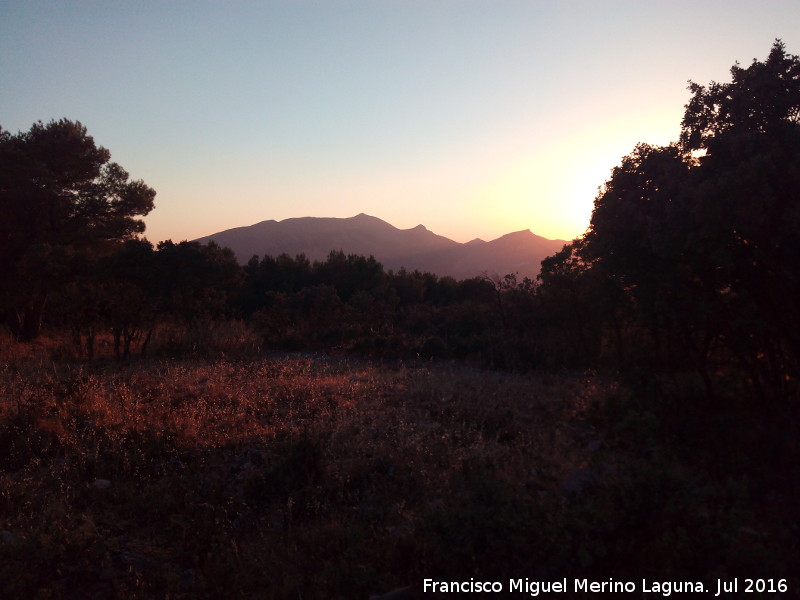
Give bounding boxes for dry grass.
[1,336,797,599]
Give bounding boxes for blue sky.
[1,1,798,244]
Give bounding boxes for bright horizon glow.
[1,1,798,244]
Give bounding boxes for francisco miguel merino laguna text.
[422,577,772,596]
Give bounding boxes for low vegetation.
[1,333,798,599]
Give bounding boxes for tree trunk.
[140,328,153,359]
[86,327,96,359]
[113,328,122,359]
[13,292,48,341]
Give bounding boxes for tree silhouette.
[578,40,800,399]
[0,119,155,340]
[155,240,242,324]
[681,40,800,150]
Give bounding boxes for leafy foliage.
[570,40,800,402]
[0,120,155,341]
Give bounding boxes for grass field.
[1,334,797,599]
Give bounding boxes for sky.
[1,1,798,245]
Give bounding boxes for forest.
[0,42,798,599]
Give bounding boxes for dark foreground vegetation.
[1,338,798,599]
[1,42,799,598]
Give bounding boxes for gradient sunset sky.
[2,1,798,244]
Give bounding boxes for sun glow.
[461,146,621,242]
[463,109,681,242]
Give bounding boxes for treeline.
[43,239,572,370]
[3,41,800,406]
[48,239,241,359]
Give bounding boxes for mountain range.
[194,213,567,280]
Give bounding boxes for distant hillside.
[194,213,566,279]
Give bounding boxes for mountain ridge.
[194,214,566,280]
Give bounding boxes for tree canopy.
[564,40,800,400]
[0,119,155,340]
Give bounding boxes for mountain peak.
[348,213,396,230]
[194,215,566,279]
